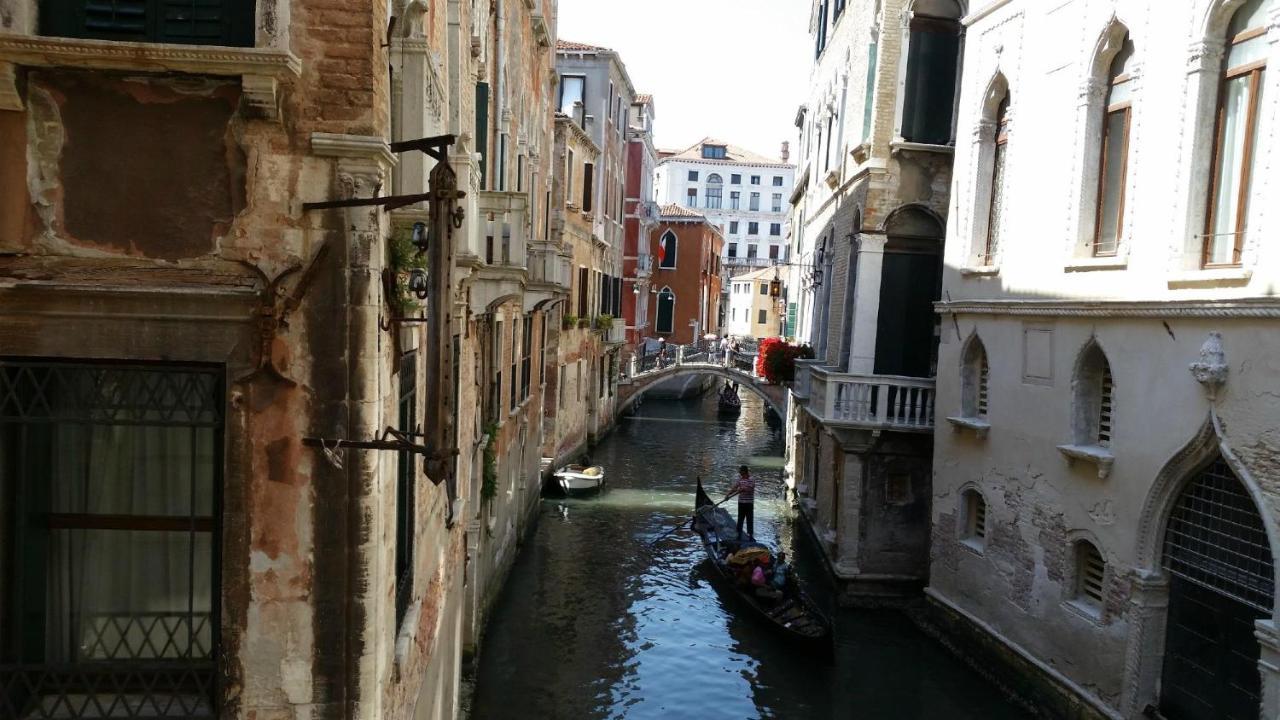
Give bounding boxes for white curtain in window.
[47,423,214,663]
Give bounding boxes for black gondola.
[691,480,834,657]
[717,386,741,416]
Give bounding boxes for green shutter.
[475,83,490,190]
[786,302,798,338]
[40,0,253,47]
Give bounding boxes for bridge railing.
[807,367,935,432]
[621,341,759,382]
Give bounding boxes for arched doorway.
[655,287,675,335]
[873,206,943,378]
[1160,454,1275,720]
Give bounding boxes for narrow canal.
[467,391,1029,719]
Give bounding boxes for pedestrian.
[724,464,756,540]
[719,335,730,365]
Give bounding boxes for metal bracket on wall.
[235,243,332,386]
[302,134,465,213]
[302,426,454,486]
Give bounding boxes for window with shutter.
[42,0,255,47]
[1076,541,1106,605]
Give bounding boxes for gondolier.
[724,465,755,540]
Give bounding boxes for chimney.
[780,141,790,163]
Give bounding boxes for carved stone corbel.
[241,74,280,119]
[1189,331,1228,400]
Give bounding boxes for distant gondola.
[691,480,834,657]
[717,386,741,416]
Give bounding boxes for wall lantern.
[411,221,429,252]
[408,269,429,299]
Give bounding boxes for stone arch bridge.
[616,351,788,419]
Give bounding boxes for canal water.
[467,391,1029,719]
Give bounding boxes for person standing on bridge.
[723,465,755,540]
[719,335,730,365]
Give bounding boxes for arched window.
[985,95,1010,264]
[706,173,723,210]
[961,336,989,419]
[901,0,964,144]
[655,287,675,334]
[970,74,1010,266]
[1093,35,1134,256]
[1073,540,1106,607]
[658,230,677,269]
[1204,0,1272,267]
[961,488,987,549]
[1072,341,1114,447]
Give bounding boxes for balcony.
[804,366,935,432]
[725,256,775,269]
[790,358,824,403]
[479,191,528,271]
[636,252,654,277]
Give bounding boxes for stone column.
[1257,619,1280,720]
[834,441,868,577]
[311,133,395,720]
[846,232,887,375]
[1119,569,1170,718]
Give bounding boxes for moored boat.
[691,480,834,656]
[554,464,605,495]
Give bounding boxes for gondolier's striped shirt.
[733,475,755,503]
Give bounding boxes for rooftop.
[557,39,612,53]
[731,266,781,282]
[660,204,703,219]
[659,137,792,167]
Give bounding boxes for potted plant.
[562,313,578,330]
[594,314,614,331]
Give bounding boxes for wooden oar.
[647,477,732,547]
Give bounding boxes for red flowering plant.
[756,338,816,384]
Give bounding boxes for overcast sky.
[556,0,811,162]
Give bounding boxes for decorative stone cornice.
[936,298,1280,319]
[311,133,397,169]
[0,34,302,76]
[0,34,301,116]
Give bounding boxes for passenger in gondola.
[752,560,782,600]
[771,552,792,592]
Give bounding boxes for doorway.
[873,208,942,378]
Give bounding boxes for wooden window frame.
[1203,26,1268,268]
[1093,89,1132,257]
[983,101,1010,264]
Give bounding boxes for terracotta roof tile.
[557,39,611,53]
[635,93,653,104]
[660,204,704,218]
[660,137,791,167]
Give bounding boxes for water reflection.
[468,392,1028,720]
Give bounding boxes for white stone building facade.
[653,139,795,277]
[930,1,1280,718]
[786,0,964,602]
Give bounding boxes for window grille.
[977,355,989,417]
[1098,364,1113,446]
[1164,457,1275,613]
[0,360,222,719]
[963,490,986,542]
[1077,542,1105,604]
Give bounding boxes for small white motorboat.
[554,464,606,495]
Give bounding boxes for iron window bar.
[1163,457,1275,613]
